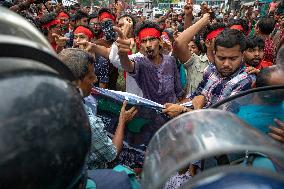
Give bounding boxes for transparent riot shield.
[211,85,284,134]
[181,166,284,189]
[141,110,284,189]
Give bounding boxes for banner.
[85,87,171,168]
[143,0,154,20]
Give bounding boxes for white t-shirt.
[109,43,144,97]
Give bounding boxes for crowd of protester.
[1,0,284,188]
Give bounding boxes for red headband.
[99,12,116,22]
[57,12,69,19]
[74,26,94,40]
[42,19,60,29]
[230,25,244,31]
[206,28,225,41]
[138,28,161,42]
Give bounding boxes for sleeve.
[183,53,197,69]
[109,43,122,69]
[230,75,256,97]
[84,105,117,165]
[96,56,110,84]
[109,43,141,70]
[128,57,142,86]
[187,66,210,99]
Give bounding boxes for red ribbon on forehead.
[99,12,116,22]
[206,28,225,41]
[138,28,161,42]
[42,19,60,29]
[230,25,244,31]
[74,26,94,40]
[57,12,69,19]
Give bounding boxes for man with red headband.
[117,21,184,104]
[163,29,256,117]
[97,8,119,90]
[40,12,67,53]
[56,11,70,34]
[228,19,250,36]
[74,25,110,89]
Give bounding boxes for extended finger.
[269,133,284,143]
[121,100,127,110]
[128,106,136,113]
[113,26,125,39]
[52,33,60,39]
[77,41,90,46]
[275,119,284,128]
[117,39,131,45]
[269,126,284,136]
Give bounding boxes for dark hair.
[58,48,95,80]
[98,7,115,18]
[88,13,98,20]
[163,28,174,42]
[256,17,276,35]
[192,36,205,54]
[119,14,137,28]
[214,28,246,52]
[177,24,184,32]
[245,36,265,50]
[39,12,57,26]
[227,18,249,34]
[134,21,162,36]
[202,22,226,40]
[74,10,88,21]
[255,65,282,87]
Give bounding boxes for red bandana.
[99,12,116,22]
[138,28,161,42]
[42,19,60,29]
[57,12,69,19]
[74,26,94,40]
[230,25,244,31]
[206,28,225,41]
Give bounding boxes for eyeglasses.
[90,22,100,26]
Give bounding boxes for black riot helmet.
[0,6,91,189]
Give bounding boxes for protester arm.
[173,13,210,63]
[112,101,137,154]
[183,2,193,30]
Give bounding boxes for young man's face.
[214,45,243,77]
[244,46,264,67]
[79,64,97,97]
[172,13,178,22]
[89,18,101,33]
[76,17,88,27]
[49,24,61,36]
[189,41,200,55]
[74,33,90,48]
[140,36,160,60]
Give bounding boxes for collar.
[213,63,246,80]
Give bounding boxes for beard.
[146,49,156,59]
[247,58,261,67]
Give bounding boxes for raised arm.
[76,41,111,59]
[183,1,193,30]
[115,27,135,72]
[173,13,210,63]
